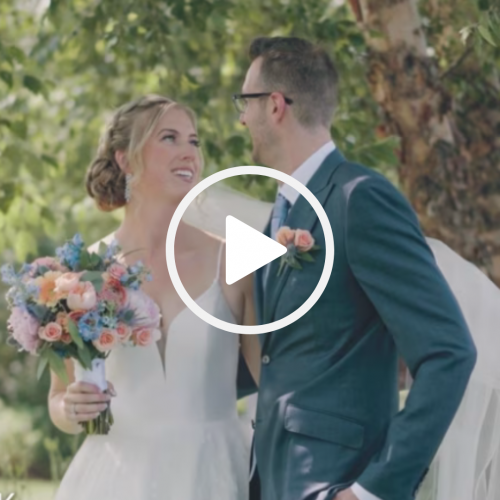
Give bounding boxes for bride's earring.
[125,173,133,203]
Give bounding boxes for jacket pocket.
[284,403,365,450]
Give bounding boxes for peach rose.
[67,281,97,311]
[54,272,81,294]
[55,312,68,331]
[294,230,315,252]
[38,322,63,342]
[115,323,132,342]
[132,327,160,347]
[276,227,296,247]
[35,271,64,307]
[93,329,119,352]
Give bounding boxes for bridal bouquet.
[1,234,161,434]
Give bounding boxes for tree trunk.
[348,0,500,285]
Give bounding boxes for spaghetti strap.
[215,242,224,282]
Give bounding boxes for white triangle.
[226,216,287,285]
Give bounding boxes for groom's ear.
[269,92,288,123]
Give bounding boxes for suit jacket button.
[262,355,271,365]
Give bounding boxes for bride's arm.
[239,274,261,386]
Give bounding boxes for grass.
[0,479,58,500]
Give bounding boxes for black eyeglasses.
[232,92,293,113]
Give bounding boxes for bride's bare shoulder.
[87,232,116,253]
[189,225,225,249]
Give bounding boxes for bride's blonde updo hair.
[86,94,197,211]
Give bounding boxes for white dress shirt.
[277,140,382,500]
[278,140,336,206]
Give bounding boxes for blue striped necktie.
[264,194,291,285]
[271,194,291,240]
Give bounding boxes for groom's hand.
[334,488,359,500]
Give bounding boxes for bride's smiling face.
[137,107,202,203]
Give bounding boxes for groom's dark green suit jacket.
[251,149,476,500]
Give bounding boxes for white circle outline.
[166,166,334,334]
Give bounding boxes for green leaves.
[45,348,69,384]
[0,70,13,88]
[80,270,104,293]
[297,252,315,263]
[79,249,104,272]
[22,75,47,96]
[478,25,497,47]
[36,354,49,381]
[0,181,17,213]
[67,319,84,350]
[77,342,93,370]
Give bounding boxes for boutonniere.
[275,227,321,277]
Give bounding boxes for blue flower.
[119,273,131,285]
[128,280,140,291]
[72,233,84,248]
[101,315,117,329]
[56,244,80,270]
[1,264,17,286]
[104,240,120,261]
[54,233,85,270]
[19,263,33,276]
[26,283,40,296]
[6,287,28,309]
[78,311,102,342]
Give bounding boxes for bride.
[48,94,261,500]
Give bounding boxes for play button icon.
[166,165,334,334]
[225,216,287,285]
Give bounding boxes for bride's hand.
[63,381,115,423]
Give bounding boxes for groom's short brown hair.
[249,36,338,129]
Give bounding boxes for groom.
[236,37,477,500]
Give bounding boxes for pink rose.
[132,327,161,347]
[7,307,41,354]
[98,284,127,308]
[39,322,63,342]
[294,230,315,252]
[276,227,296,247]
[115,323,132,342]
[31,257,67,275]
[54,272,81,294]
[67,281,97,311]
[106,263,127,287]
[93,329,119,352]
[125,290,161,329]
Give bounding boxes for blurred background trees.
[0,0,498,485]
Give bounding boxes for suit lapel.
[263,149,346,329]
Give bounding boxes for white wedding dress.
[54,244,250,500]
